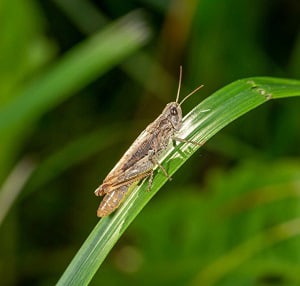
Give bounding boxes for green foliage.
[57,78,300,285]
[0,0,300,285]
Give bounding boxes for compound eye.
[171,107,178,116]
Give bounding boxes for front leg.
[173,136,203,147]
[148,150,172,181]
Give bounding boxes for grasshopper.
[95,67,204,217]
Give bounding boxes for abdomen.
[97,185,129,217]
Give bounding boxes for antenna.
[175,65,204,105]
[175,66,183,103]
[179,84,204,106]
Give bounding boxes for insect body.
[95,67,203,217]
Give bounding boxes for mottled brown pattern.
[94,68,203,217]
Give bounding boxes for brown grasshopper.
[94,67,203,217]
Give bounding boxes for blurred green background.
[0,0,300,285]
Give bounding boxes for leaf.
[0,11,151,134]
[57,77,300,285]
[0,9,151,180]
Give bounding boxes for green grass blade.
[57,77,300,286]
[0,10,151,134]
